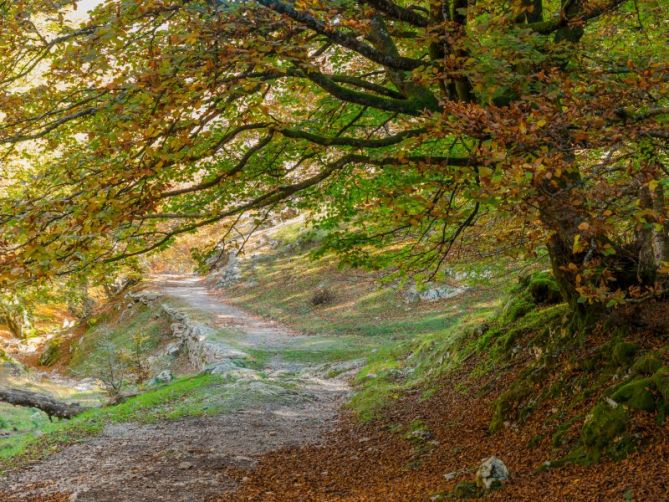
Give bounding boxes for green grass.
[0,405,51,436]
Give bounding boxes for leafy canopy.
[0,0,666,309]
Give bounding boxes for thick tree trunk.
[0,388,88,419]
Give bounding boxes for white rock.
[403,281,467,303]
[475,456,509,490]
[154,370,173,383]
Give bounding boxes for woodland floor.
[220,361,669,502]
[2,277,669,501]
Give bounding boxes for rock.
[403,281,467,303]
[211,251,241,288]
[151,370,173,385]
[165,343,181,357]
[475,456,509,491]
[202,360,241,375]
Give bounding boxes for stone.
[475,456,509,490]
[444,471,459,481]
[403,281,467,303]
[166,343,181,357]
[202,360,241,375]
[152,370,173,384]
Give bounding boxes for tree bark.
[0,387,88,419]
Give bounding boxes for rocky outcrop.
[403,281,467,303]
[129,292,249,373]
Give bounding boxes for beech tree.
[0,0,667,321]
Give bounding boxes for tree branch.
[256,0,424,71]
[359,0,430,27]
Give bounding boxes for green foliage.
[0,0,664,320]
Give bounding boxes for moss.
[526,271,562,305]
[611,377,657,412]
[651,367,669,405]
[528,433,544,448]
[611,342,639,367]
[404,419,433,443]
[500,293,534,324]
[551,415,580,447]
[631,353,663,376]
[580,401,631,463]
[452,481,483,499]
[490,379,533,431]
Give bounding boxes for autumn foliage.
[0,0,666,321]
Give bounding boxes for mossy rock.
[651,367,669,405]
[38,339,61,367]
[580,401,631,463]
[611,342,639,367]
[500,293,534,324]
[452,481,483,499]
[526,272,562,305]
[611,377,657,412]
[490,379,532,431]
[631,353,663,376]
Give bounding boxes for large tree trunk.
[0,388,88,419]
[537,157,593,319]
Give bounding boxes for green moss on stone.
[526,272,562,305]
[501,293,534,324]
[611,342,639,367]
[611,378,657,412]
[631,353,663,376]
[490,379,533,431]
[580,401,631,463]
[651,367,669,404]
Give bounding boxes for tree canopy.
[0,0,667,318]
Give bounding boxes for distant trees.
[0,0,666,322]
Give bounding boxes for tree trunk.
[0,387,88,419]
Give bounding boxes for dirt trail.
[0,275,352,501]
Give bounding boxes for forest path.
[0,275,353,501]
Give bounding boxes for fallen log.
[0,387,88,419]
